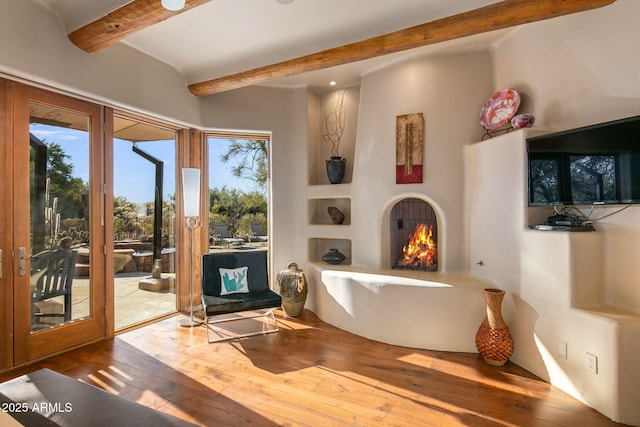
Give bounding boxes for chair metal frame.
[201,251,281,343]
[204,308,279,343]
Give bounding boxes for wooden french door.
[4,81,106,365]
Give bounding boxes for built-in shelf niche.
[309,86,359,186]
[308,238,351,265]
[309,198,351,225]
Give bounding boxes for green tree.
[220,139,268,193]
[209,187,268,239]
[240,191,268,215]
[113,196,138,240]
[46,142,87,219]
[209,186,246,236]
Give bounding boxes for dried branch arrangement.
[322,89,347,157]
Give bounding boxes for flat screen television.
[527,116,640,206]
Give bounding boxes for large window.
[207,135,269,250]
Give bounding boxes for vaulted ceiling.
[35,0,615,96]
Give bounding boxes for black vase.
[326,156,346,184]
[322,248,346,265]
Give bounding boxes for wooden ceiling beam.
[68,0,210,53]
[188,0,616,96]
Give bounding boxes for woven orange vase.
[475,288,514,366]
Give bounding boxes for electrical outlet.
[586,353,598,374]
[558,341,568,359]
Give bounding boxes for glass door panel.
[29,103,91,331]
[113,114,177,330]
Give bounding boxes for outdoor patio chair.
[30,249,77,327]
[248,222,268,244]
[212,223,245,247]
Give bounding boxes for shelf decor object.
[322,248,346,265]
[511,113,535,130]
[277,262,308,317]
[179,168,203,328]
[326,157,346,184]
[480,88,521,140]
[396,112,424,184]
[327,206,345,224]
[323,89,347,184]
[475,288,514,366]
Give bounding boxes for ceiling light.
[161,0,185,11]
[330,81,337,86]
[276,0,295,4]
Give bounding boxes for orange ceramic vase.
[475,288,514,366]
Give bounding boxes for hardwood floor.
[0,310,625,426]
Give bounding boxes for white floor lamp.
[180,168,203,328]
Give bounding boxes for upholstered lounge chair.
[201,251,281,343]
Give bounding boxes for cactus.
[44,177,62,249]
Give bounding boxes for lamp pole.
[179,168,203,328]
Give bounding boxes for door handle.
[18,247,27,276]
[0,249,2,279]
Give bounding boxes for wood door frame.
[177,127,205,311]
[0,79,14,371]
[103,107,115,338]
[110,110,188,322]
[12,82,107,365]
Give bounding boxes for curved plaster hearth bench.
[310,263,493,352]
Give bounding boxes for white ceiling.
[35,0,512,92]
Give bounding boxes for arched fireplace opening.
[389,198,438,271]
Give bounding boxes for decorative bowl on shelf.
[322,248,346,265]
[511,114,535,130]
[480,88,521,130]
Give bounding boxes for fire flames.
[397,224,437,270]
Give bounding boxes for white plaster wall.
[307,91,321,187]
[493,0,640,131]
[0,0,200,125]
[351,52,494,273]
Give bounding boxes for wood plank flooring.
[0,310,626,426]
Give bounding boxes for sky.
[30,125,261,204]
